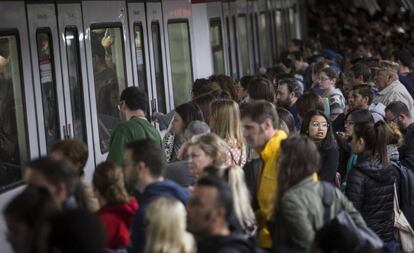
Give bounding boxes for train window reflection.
[258,12,270,67]
[289,7,296,39]
[151,22,166,113]
[237,15,250,75]
[91,26,126,153]
[209,18,225,75]
[275,10,284,56]
[133,24,149,101]
[168,21,193,107]
[0,34,28,189]
[64,27,86,143]
[36,30,60,151]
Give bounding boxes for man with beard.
[276,78,303,130]
[385,101,414,170]
[122,139,189,253]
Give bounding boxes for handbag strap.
[321,182,334,223]
[394,183,401,215]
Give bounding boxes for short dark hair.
[125,139,165,177]
[385,101,411,118]
[239,75,254,90]
[49,209,106,253]
[192,78,213,98]
[175,102,204,128]
[277,107,296,133]
[296,92,324,119]
[196,175,233,221]
[27,157,79,195]
[120,86,147,112]
[394,49,412,68]
[320,67,337,80]
[241,100,279,128]
[4,185,57,228]
[350,63,371,83]
[279,78,303,98]
[352,84,374,104]
[247,77,275,103]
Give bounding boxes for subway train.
[0,0,304,250]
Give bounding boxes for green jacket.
[107,117,161,165]
[272,176,365,253]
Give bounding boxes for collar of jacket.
[289,173,319,190]
[257,130,287,163]
[377,80,401,95]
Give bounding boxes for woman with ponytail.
[345,121,396,252]
[93,161,138,250]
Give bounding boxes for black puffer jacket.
[345,151,395,242]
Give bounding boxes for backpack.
[389,161,414,228]
[321,182,384,249]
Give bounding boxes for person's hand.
[0,55,9,68]
[336,131,347,143]
[101,35,113,49]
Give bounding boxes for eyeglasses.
[117,100,124,111]
[310,121,329,128]
[386,115,401,123]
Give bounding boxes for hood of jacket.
[142,179,189,205]
[354,151,394,183]
[197,234,255,253]
[98,197,138,226]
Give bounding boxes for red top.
[98,197,139,249]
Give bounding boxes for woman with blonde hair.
[145,197,196,253]
[187,133,256,237]
[93,161,138,250]
[209,99,247,168]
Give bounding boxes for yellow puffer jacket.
[255,130,287,249]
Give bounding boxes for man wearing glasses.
[385,101,414,171]
[107,87,161,166]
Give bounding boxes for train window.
[225,17,233,76]
[275,10,284,58]
[64,27,87,143]
[237,15,250,75]
[91,26,126,153]
[36,30,60,151]
[209,18,225,75]
[168,21,193,107]
[0,33,28,190]
[133,24,148,97]
[289,7,296,39]
[232,16,240,78]
[151,22,166,113]
[258,12,270,67]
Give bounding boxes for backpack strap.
[321,182,334,223]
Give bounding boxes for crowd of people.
[5,2,414,253]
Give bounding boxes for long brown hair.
[93,161,129,204]
[273,135,320,217]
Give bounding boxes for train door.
[82,1,133,162]
[0,1,36,195]
[207,1,229,75]
[56,3,95,182]
[189,1,214,79]
[27,4,66,156]
[272,0,286,58]
[256,0,273,68]
[146,1,171,113]
[222,1,238,78]
[163,0,194,107]
[234,0,254,76]
[127,2,153,117]
[248,0,260,73]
